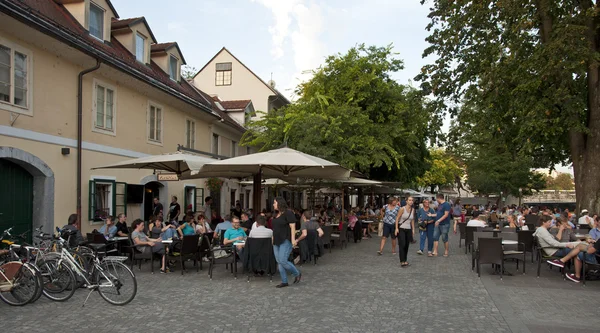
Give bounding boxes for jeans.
[398,229,411,262]
[273,239,300,284]
[382,223,396,239]
[433,223,450,243]
[578,252,598,264]
[419,223,434,252]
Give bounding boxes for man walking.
[433,194,451,257]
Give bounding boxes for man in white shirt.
[578,209,594,228]
[203,196,213,221]
[467,212,487,227]
[248,216,273,239]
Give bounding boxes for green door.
[0,159,33,243]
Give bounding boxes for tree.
[181,65,197,80]
[416,149,463,193]
[544,173,575,191]
[242,44,432,183]
[417,0,600,213]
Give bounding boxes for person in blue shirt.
[214,216,233,237]
[417,199,436,256]
[99,216,117,238]
[224,217,247,256]
[590,219,600,240]
[433,194,452,257]
[177,216,196,238]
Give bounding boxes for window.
[0,41,30,113]
[183,186,204,213]
[215,62,232,86]
[169,55,178,81]
[135,33,146,63]
[93,80,115,133]
[89,179,126,222]
[148,102,163,144]
[231,141,237,157]
[185,119,195,149]
[89,2,104,40]
[212,133,219,155]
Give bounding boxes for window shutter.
[115,182,127,215]
[89,179,96,220]
[195,188,204,213]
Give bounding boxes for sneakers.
[566,273,580,283]
[275,283,289,288]
[417,250,423,255]
[548,259,565,268]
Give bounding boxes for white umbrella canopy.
[185,147,352,180]
[92,151,217,175]
[239,178,289,186]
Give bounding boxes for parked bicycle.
[0,227,41,306]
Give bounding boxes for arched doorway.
[144,181,162,220]
[0,147,54,239]
[0,159,33,241]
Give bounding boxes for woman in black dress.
[272,197,301,288]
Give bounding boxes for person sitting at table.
[149,216,177,240]
[534,215,581,282]
[241,212,253,234]
[550,216,577,242]
[131,219,167,273]
[115,213,129,236]
[224,217,247,256]
[570,237,600,282]
[467,212,487,227]
[99,215,118,238]
[195,214,213,235]
[214,215,233,238]
[249,215,274,239]
[296,211,324,241]
[177,215,197,238]
[589,217,600,240]
[505,214,518,229]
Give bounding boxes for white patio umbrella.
[183,147,352,213]
[92,151,217,176]
[239,178,289,186]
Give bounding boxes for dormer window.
[89,2,105,40]
[169,55,178,81]
[135,32,146,63]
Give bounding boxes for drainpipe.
[77,60,101,229]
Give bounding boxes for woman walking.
[272,197,301,288]
[417,199,436,257]
[378,197,400,255]
[395,197,415,267]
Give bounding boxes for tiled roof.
[219,100,251,111]
[111,17,141,29]
[188,86,247,133]
[1,0,231,124]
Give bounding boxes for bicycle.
[0,227,41,306]
[47,227,137,306]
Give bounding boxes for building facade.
[0,0,247,237]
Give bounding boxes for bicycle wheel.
[71,250,95,283]
[28,263,44,303]
[37,258,76,302]
[96,261,137,305]
[0,262,39,306]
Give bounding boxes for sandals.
[377,251,383,255]
[401,262,410,267]
[443,253,449,257]
[427,253,434,257]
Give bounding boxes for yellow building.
[0,0,247,238]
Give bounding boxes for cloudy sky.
[111,0,573,174]
[111,0,432,99]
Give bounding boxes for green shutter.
[115,182,127,216]
[89,179,96,220]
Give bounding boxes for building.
[0,0,248,237]
[191,47,290,121]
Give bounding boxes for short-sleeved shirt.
[99,224,117,238]
[132,230,149,243]
[153,203,163,216]
[452,205,462,216]
[169,202,181,220]
[214,221,232,235]
[301,220,321,231]
[249,226,273,239]
[383,205,400,225]
[437,201,452,225]
[272,210,296,245]
[418,207,435,223]
[224,228,246,244]
[115,221,129,235]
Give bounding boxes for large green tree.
[242,44,431,183]
[416,149,463,193]
[418,0,600,213]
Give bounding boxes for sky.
[111,0,573,174]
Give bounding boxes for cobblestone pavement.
[1,228,599,333]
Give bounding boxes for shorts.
[433,223,450,242]
[553,248,571,258]
[578,252,598,264]
[382,223,397,239]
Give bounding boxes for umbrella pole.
[341,186,345,222]
[253,173,261,214]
